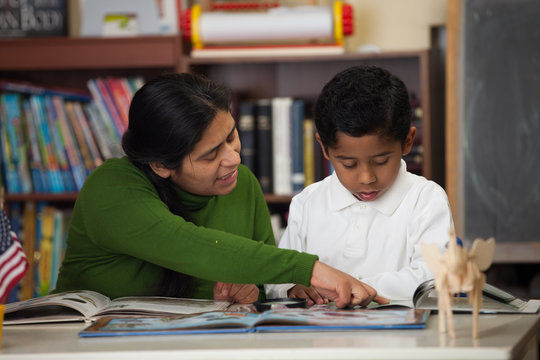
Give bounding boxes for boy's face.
[317,128,416,202]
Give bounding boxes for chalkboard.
[462,0,540,242]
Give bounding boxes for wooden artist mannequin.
[421,231,495,339]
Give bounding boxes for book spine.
[290,100,305,193]
[302,118,316,187]
[20,201,36,300]
[255,99,273,193]
[83,102,122,158]
[30,95,64,193]
[0,94,22,193]
[86,79,123,141]
[44,96,76,193]
[53,97,88,191]
[94,78,126,138]
[72,102,103,168]
[238,100,257,175]
[22,99,47,193]
[271,97,293,195]
[64,101,94,173]
[105,77,131,130]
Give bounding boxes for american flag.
[0,208,28,302]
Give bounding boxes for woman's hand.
[213,282,259,303]
[287,284,327,306]
[310,261,389,308]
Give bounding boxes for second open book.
[368,279,540,314]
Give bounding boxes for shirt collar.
[329,159,414,216]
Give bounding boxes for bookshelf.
[1,37,444,203]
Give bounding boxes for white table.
[1,313,539,359]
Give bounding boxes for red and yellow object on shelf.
[180,1,354,58]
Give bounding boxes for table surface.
[1,313,539,360]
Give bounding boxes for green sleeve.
[78,161,316,287]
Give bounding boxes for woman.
[54,73,384,308]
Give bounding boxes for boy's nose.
[358,166,376,185]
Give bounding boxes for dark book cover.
[237,100,257,176]
[255,99,272,193]
[290,99,305,193]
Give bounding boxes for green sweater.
[53,158,317,299]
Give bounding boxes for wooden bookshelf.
[0,37,444,203]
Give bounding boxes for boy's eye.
[373,158,389,166]
[342,162,356,169]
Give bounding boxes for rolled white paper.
[198,6,334,43]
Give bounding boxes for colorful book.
[86,79,123,141]
[20,201,37,300]
[44,97,76,192]
[52,96,88,191]
[237,100,257,175]
[80,306,429,337]
[64,101,94,173]
[36,206,55,297]
[87,78,126,139]
[289,99,305,193]
[0,94,22,193]
[72,102,103,168]
[271,97,293,195]
[29,95,64,193]
[83,102,122,159]
[303,117,316,187]
[22,99,48,193]
[255,99,273,193]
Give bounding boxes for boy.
[266,65,453,302]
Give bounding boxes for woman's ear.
[149,162,172,179]
[315,133,330,160]
[402,127,417,156]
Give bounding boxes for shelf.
[0,36,182,71]
[4,193,79,202]
[183,50,429,66]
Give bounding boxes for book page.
[4,290,111,324]
[94,297,232,318]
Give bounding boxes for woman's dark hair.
[314,65,412,150]
[122,72,231,297]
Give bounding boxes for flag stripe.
[0,242,27,284]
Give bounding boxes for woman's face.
[170,110,241,196]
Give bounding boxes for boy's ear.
[315,133,330,160]
[402,127,417,156]
[149,162,172,179]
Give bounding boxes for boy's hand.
[213,282,259,304]
[287,285,327,306]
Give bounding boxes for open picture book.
[79,306,430,337]
[3,290,246,325]
[368,279,540,314]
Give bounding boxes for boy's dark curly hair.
[314,65,412,150]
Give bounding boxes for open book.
[3,290,242,325]
[368,279,540,314]
[79,305,430,337]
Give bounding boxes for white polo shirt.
[266,160,454,300]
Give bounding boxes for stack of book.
[7,201,72,302]
[0,77,143,194]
